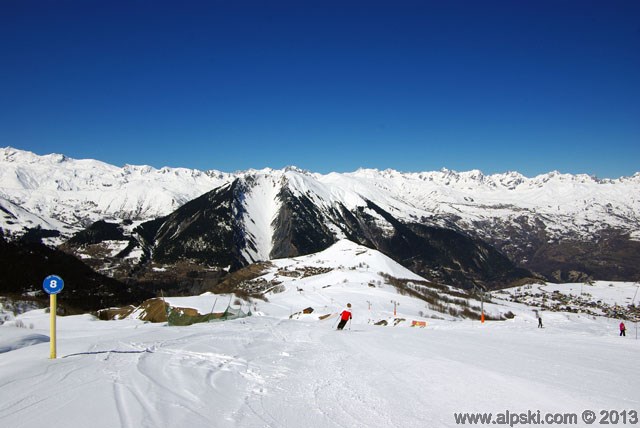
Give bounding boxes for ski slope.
[1,311,638,427]
[1,299,638,427]
[1,242,638,427]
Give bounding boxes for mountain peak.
[2,147,640,286]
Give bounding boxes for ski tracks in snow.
[0,318,436,427]
[116,332,262,427]
[108,319,305,427]
[237,320,418,428]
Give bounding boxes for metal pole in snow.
[50,294,57,359]
[42,275,63,359]
[632,284,639,340]
[475,285,485,323]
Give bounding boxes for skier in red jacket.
[337,303,352,330]
[620,322,626,337]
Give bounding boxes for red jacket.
[340,310,352,321]
[620,322,626,331]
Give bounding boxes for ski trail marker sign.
[43,275,64,359]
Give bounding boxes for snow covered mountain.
[79,167,528,290]
[0,147,231,238]
[1,257,638,428]
[2,147,640,286]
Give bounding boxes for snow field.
[2,240,639,427]
[1,308,638,428]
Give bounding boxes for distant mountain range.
[2,146,639,300]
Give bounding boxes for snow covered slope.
[0,147,231,240]
[1,276,638,428]
[343,168,640,237]
[2,239,638,427]
[3,147,639,243]
[3,147,640,282]
[127,174,528,289]
[493,281,640,320]
[0,195,72,236]
[238,173,282,262]
[162,239,497,323]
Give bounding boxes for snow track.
[1,313,639,427]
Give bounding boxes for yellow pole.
[50,294,57,359]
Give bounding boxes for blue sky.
[1,1,639,178]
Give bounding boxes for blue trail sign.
[43,275,64,295]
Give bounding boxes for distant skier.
[620,321,626,337]
[337,303,352,330]
[538,315,543,328]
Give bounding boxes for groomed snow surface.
[2,301,638,426]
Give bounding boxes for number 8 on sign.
[43,275,64,295]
